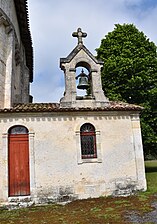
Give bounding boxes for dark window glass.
[80,123,97,159]
[9,126,28,134]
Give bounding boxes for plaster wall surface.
[0,111,146,204]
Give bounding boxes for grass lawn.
[145,160,157,194]
[0,160,157,224]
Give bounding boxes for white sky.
[27,0,157,103]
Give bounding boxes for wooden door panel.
[9,134,30,196]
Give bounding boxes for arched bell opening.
[75,62,92,99]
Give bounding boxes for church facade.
[0,0,146,206]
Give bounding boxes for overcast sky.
[27,0,157,103]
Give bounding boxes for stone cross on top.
[72,28,87,45]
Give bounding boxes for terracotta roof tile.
[0,102,143,113]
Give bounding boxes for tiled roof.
[0,102,143,113]
[14,0,33,82]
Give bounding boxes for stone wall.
[0,23,6,108]
[60,46,109,108]
[0,0,30,108]
[0,0,20,40]
[0,111,146,204]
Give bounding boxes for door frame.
[1,126,35,202]
[8,128,30,196]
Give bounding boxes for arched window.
[8,125,28,134]
[80,123,97,159]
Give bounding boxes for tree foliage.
[96,24,157,158]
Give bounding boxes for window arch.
[80,123,97,159]
[8,125,28,134]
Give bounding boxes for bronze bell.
[76,70,89,90]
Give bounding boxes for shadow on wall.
[0,116,130,123]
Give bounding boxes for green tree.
[96,24,157,158]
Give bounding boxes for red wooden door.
[8,134,30,196]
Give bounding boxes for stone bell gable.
[60,28,108,108]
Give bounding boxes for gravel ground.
[126,202,157,223]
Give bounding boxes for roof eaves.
[14,0,33,82]
[0,102,143,113]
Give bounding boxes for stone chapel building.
[0,0,146,206]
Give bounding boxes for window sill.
[78,158,102,164]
